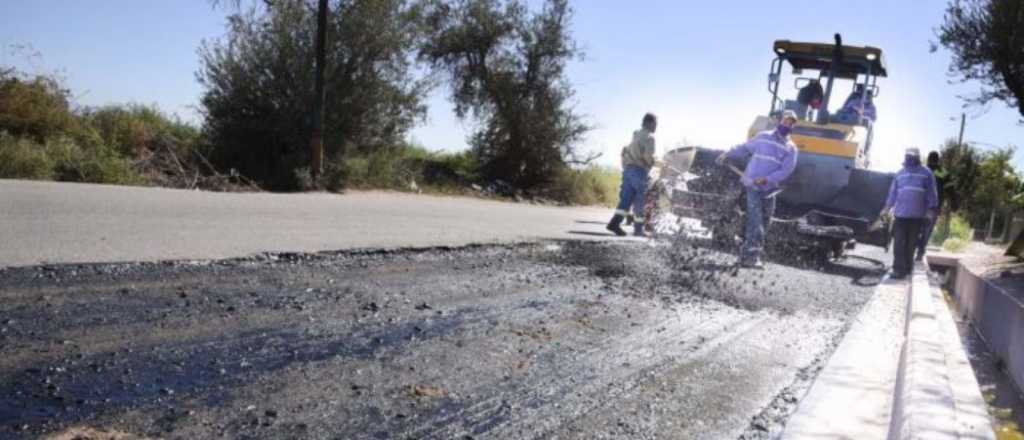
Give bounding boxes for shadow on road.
[573,220,608,226]
[566,230,619,238]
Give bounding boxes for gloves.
[740,175,754,187]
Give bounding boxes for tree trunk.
[987,207,997,242]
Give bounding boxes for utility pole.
[940,113,966,243]
[957,113,966,147]
[309,0,328,180]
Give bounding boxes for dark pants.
[892,217,925,276]
[916,218,935,260]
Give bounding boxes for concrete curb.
[782,261,994,439]
[888,262,994,439]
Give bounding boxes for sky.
[2,0,1022,173]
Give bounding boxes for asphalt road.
[0,180,613,268]
[0,239,889,439]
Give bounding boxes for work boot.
[606,215,627,236]
[738,257,764,269]
[625,214,634,226]
[633,222,646,237]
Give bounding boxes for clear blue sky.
[3,0,1022,172]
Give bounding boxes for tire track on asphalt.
[395,308,762,439]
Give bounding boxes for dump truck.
[661,34,895,262]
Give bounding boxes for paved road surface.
[0,180,612,267]
[0,241,888,439]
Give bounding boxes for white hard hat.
[905,147,921,156]
[781,110,798,122]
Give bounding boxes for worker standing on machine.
[716,110,799,268]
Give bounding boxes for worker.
[796,80,824,110]
[715,110,799,268]
[916,151,946,261]
[607,113,657,237]
[838,84,877,123]
[881,147,938,279]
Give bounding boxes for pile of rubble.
[132,135,261,192]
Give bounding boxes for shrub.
[931,212,974,253]
[0,132,54,179]
[548,165,621,207]
[0,132,142,185]
[943,237,969,253]
[80,104,200,156]
[0,70,78,142]
[931,212,974,245]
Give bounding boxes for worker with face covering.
[716,110,799,268]
[881,147,938,279]
[607,113,657,237]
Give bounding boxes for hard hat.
[905,147,921,157]
[781,110,798,122]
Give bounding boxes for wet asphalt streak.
[0,239,888,439]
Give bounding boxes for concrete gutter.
[783,261,994,439]
[931,251,1024,421]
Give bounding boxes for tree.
[937,137,1022,231]
[198,0,428,189]
[937,137,981,212]
[972,146,1020,229]
[420,0,592,192]
[937,0,1024,121]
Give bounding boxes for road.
[0,180,611,268]
[0,238,888,439]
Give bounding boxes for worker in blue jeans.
[716,110,799,268]
[607,113,657,237]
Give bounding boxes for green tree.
[198,0,428,190]
[971,146,1020,226]
[937,0,1024,120]
[937,137,981,212]
[420,0,592,192]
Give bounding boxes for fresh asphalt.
[0,237,889,439]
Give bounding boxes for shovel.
[724,163,783,199]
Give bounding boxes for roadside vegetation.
[930,212,974,252]
[934,136,1022,248]
[0,0,619,206]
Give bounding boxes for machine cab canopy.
[773,40,887,79]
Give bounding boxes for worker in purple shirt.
[716,110,799,268]
[881,147,939,279]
